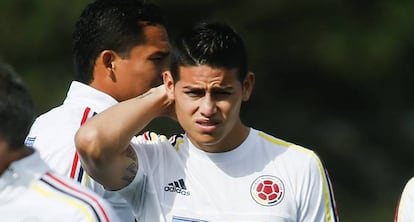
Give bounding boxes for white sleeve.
[396,177,414,222]
[298,151,339,222]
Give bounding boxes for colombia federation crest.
[250,175,285,206]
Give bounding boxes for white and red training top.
[120,128,339,222]
[0,150,120,222]
[25,81,135,221]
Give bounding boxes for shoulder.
[253,129,316,155]
[252,129,324,168]
[131,131,186,158]
[135,131,169,142]
[25,112,77,152]
[396,177,414,222]
[27,105,96,141]
[38,171,120,221]
[30,107,84,135]
[402,177,414,197]
[134,131,184,146]
[131,131,175,153]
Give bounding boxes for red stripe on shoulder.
[80,107,91,125]
[70,107,91,179]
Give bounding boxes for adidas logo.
[164,178,190,196]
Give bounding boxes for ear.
[163,70,175,99]
[97,50,116,79]
[242,72,255,101]
[99,50,118,81]
[100,50,116,69]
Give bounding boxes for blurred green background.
[2,0,414,220]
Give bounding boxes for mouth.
[195,119,219,133]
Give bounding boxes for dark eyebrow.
[212,86,233,91]
[182,86,201,91]
[183,85,234,91]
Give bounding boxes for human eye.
[217,90,231,95]
[149,55,165,61]
[149,52,169,62]
[212,89,232,99]
[184,89,204,98]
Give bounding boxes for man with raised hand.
[25,0,170,220]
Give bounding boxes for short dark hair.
[72,0,166,84]
[0,63,34,149]
[170,22,248,81]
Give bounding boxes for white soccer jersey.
[395,177,414,222]
[119,129,339,222]
[0,150,120,222]
[25,81,135,221]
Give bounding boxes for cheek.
[145,66,164,83]
[174,98,189,113]
[144,61,163,73]
[174,102,191,129]
[174,96,197,115]
[221,100,241,117]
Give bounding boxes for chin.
[195,134,222,147]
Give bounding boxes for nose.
[199,94,216,117]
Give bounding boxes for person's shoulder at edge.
[40,165,122,221]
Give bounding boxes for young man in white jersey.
[395,177,414,222]
[75,22,339,221]
[25,0,170,220]
[0,63,120,222]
